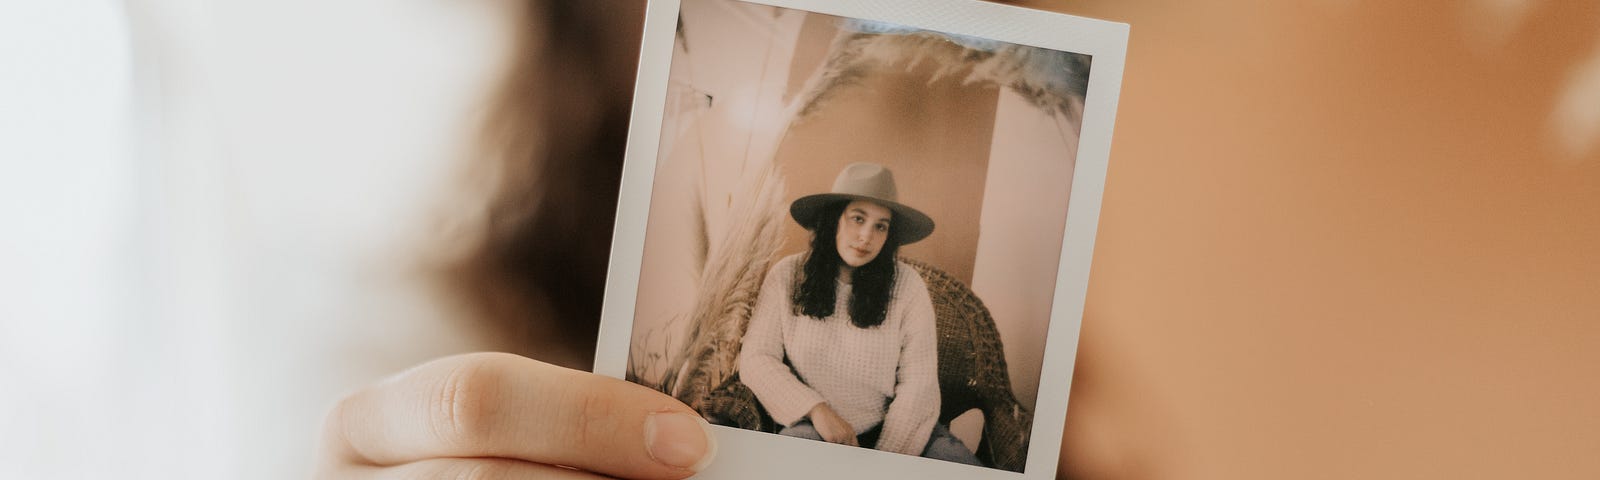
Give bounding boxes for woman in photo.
[737,162,981,465]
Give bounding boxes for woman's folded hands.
[807,403,859,447]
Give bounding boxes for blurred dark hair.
[791,200,901,329]
[438,0,643,367]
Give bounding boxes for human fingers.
[812,412,856,446]
[823,419,857,447]
[323,352,716,480]
[329,457,616,480]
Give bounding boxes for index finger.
[323,353,718,479]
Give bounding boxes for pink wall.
[772,47,1000,287]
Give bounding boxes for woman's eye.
[875,224,888,232]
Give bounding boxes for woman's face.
[835,200,893,270]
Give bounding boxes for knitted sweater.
[737,254,940,455]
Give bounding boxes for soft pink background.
[988,1,1600,478]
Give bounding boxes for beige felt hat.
[790,162,935,244]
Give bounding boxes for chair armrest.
[978,396,1033,472]
[700,373,779,433]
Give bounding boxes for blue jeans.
[779,419,983,466]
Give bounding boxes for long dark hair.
[791,200,902,328]
[439,0,645,366]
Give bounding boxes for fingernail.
[644,411,717,472]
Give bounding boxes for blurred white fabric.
[2,1,513,478]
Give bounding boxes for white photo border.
[596,1,1128,478]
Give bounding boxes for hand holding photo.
[596,1,1127,478]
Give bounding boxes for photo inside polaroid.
[625,0,1092,473]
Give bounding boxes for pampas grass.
[626,315,683,388]
[793,27,1092,132]
[623,160,788,396]
[663,162,789,406]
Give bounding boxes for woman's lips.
[851,247,872,257]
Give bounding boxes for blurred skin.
[322,1,1600,479]
[1012,1,1600,479]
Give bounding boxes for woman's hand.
[807,403,858,446]
[317,352,717,479]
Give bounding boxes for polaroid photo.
[596,0,1127,478]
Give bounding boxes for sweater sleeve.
[873,268,941,455]
[737,257,827,427]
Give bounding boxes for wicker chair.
[689,257,1033,471]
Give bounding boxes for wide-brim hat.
[790,162,935,244]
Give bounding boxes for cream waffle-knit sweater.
[738,254,940,455]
